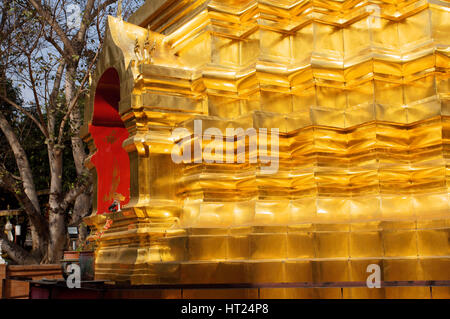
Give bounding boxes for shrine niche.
[89,68,130,215]
[81,0,450,298]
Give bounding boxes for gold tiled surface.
[83,0,450,297]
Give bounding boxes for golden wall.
[82,0,450,298]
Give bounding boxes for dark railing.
[26,279,450,299]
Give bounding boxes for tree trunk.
[46,146,66,263]
[77,223,88,248]
[66,64,92,226]
[0,237,40,265]
[47,211,67,263]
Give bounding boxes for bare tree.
[0,0,143,264]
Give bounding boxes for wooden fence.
[0,264,62,299]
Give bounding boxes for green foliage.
[0,80,78,211]
[0,81,22,210]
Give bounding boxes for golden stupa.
[81,0,450,298]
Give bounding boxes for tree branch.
[26,48,49,137]
[0,236,40,265]
[0,93,49,138]
[0,167,36,216]
[0,111,41,214]
[57,45,101,144]
[0,166,48,238]
[43,32,65,58]
[47,60,66,132]
[75,0,96,43]
[92,0,118,22]
[27,0,75,57]
[61,179,90,213]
